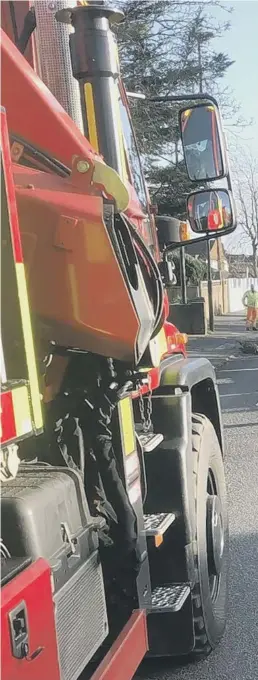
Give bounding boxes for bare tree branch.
[231,148,258,276]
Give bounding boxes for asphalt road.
[135,351,258,680]
[187,313,257,371]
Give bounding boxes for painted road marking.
[220,392,258,398]
[220,367,258,372]
[223,407,258,413]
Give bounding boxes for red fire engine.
[1,3,237,679]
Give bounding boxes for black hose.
[16,7,36,55]
[126,217,164,336]
[10,134,70,178]
[9,2,19,44]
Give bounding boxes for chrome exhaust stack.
[56,3,124,173]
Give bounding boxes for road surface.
[135,350,258,680]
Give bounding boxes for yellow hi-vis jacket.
[242,290,258,308]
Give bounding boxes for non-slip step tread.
[138,432,164,452]
[144,512,175,536]
[151,584,190,612]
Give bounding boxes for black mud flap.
[147,593,194,657]
[143,355,223,611]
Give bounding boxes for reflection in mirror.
[187,189,233,234]
[180,104,225,181]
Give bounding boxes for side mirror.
[179,103,227,182]
[187,188,235,235]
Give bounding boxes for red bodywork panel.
[1,18,186,680]
[12,164,185,387]
[1,30,152,248]
[1,391,16,443]
[1,31,150,232]
[1,29,96,168]
[91,611,148,680]
[1,28,186,382]
[1,558,60,680]
[1,556,147,680]
[1,106,23,263]
[13,163,150,364]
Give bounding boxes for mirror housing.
[179,103,227,182]
[162,188,236,257]
[187,188,235,234]
[156,215,190,250]
[158,255,177,287]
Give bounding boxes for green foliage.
[147,161,194,218]
[114,0,234,218]
[173,252,207,285]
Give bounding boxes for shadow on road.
[214,315,246,336]
[134,531,258,680]
[224,421,258,429]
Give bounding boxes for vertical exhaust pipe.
[56,3,124,174]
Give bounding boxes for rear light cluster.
[167,333,188,348]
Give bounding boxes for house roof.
[187,238,228,262]
[226,253,252,263]
[227,253,255,277]
[186,239,215,258]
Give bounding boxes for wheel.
[191,413,228,657]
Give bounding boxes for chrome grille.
[55,551,108,680]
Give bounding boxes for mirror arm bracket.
[163,224,236,256]
[149,93,219,107]
[163,233,211,257]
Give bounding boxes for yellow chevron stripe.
[0,335,7,383]
[15,263,42,430]
[84,83,99,153]
[118,397,135,457]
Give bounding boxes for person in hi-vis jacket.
[242,284,258,331]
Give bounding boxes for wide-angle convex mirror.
[187,188,234,234]
[179,103,227,182]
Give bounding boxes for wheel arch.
[158,355,224,456]
[191,378,223,454]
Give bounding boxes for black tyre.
[191,413,228,657]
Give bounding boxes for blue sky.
[208,1,257,254]
[211,0,258,158]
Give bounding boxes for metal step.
[144,512,175,537]
[151,584,190,613]
[138,432,164,453]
